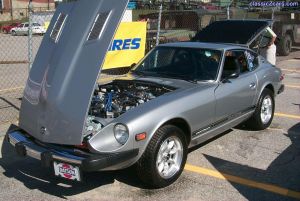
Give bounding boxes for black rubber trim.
[278,84,285,94]
[81,149,139,172]
[41,151,53,168]
[15,142,27,157]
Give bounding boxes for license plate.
[53,162,81,181]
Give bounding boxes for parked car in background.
[136,0,153,9]
[10,22,46,36]
[198,2,221,10]
[1,23,21,34]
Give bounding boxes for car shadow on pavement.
[204,123,300,201]
[0,133,146,199]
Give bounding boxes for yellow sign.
[103,22,147,70]
[44,21,50,30]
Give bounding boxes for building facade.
[1,0,55,10]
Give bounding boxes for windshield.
[133,46,222,82]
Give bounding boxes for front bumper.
[7,129,138,172]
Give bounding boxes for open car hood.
[192,20,270,46]
[19,0,129,145]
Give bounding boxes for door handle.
[249,83,256,89]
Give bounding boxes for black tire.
[278,34,292,56]
[11,31,16,36]
[136,125,188,188]
[245,88,275,130]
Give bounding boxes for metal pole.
[227,0,234,20]
[156,4,162,46]
[28,0,33,71]
[9,0,13,21]
[227,6,230,19]
[271,7,275,29]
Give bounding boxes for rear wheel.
[136,125,188,188]
[278,34,292,56]
[245,89,275,130]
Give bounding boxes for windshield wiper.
[155,72,198,84]
[131,70,147,76]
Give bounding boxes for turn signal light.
[280,74,285,81]
[135,133,147,141]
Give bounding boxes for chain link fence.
[0,1,299,124]
[0,5,53,124]
[0,8,29,124]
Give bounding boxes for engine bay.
[83,80,175,137]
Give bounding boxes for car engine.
[83,80,175,137]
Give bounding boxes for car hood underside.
[19,0,129,145]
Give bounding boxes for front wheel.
[11,31,16,36]
[245,88,275,130]
[136,125,188,188]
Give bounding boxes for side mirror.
[222,68,240,83]
[228,71,239,79]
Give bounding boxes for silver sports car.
[6,0,284,188]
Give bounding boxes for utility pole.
[9,0,13,21]
[28,0,33,71]
[156,4,162,46]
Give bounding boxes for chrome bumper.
[7,129,139,171]
[8,131,85,165]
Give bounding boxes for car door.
[18,23,26,35]
[15,24,23,35]
[214,49,258,123]
[22,23,29,35]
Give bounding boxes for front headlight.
[114,124,129,145]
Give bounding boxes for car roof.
[159,42,246,51]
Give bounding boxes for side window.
[245,51,259,71]
[225,50,249,74]
[24,24,29,28]
[236,51,248,73]
[222,51,240,79]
